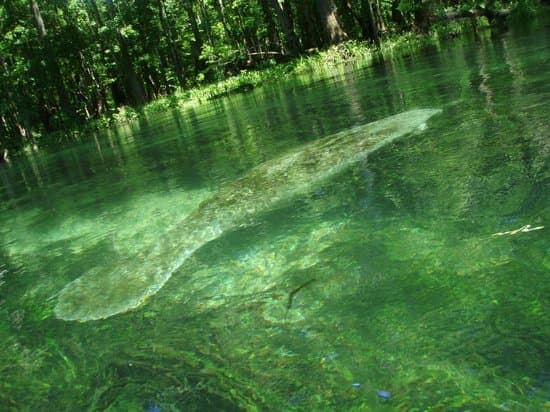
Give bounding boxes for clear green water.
[1,24,549,411]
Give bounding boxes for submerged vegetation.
[0,0,545,155]
[0,8,548,408]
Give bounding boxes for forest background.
[0,0,545,156]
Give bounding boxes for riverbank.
[12,5,540,157]
[74,22,480,132]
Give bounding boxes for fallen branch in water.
[492,224,544,237]
[287,279,317,310]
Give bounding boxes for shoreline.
[14,9,534,157]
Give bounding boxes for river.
[0,19,548,411]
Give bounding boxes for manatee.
[54,108,441,321]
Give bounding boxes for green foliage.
[0,0,544,155]
[509,0,539,23]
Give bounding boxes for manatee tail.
[54,245,197,321]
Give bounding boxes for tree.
[315,0,348,45]
[267,0,301,56]
[0,0,536,155]
[182,1,207,75]
[30,1,75,124]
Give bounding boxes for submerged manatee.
[54,108,441,321]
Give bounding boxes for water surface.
[1,22,548,411]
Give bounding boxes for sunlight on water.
[3,187,212,305]
[0,22,548,411]
[53,109,441,321]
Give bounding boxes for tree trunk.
[214,0,238,49]
[269,0,301,56]
[296,0,347,49]
[157,0,186,88]
[31,0,46,37]
[374,0,387,33]
[86,0,114,113]
[2,56,35,143]
[198,0,215,48]
[295,1,321,49]
[360,1,380,46]
[335,1,360,38]
[182,1,206,75]
[30,1,75,118]
[234,7,260,64]
[315,0,347,45]
[105,0,147,106]
[78,50,107,117]
[391,0,407,30]
[413,1,433,32]
[258,0,282,55]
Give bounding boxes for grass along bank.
[27,16,506,153]
[91,16,504,128]
[97,34,441,126]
